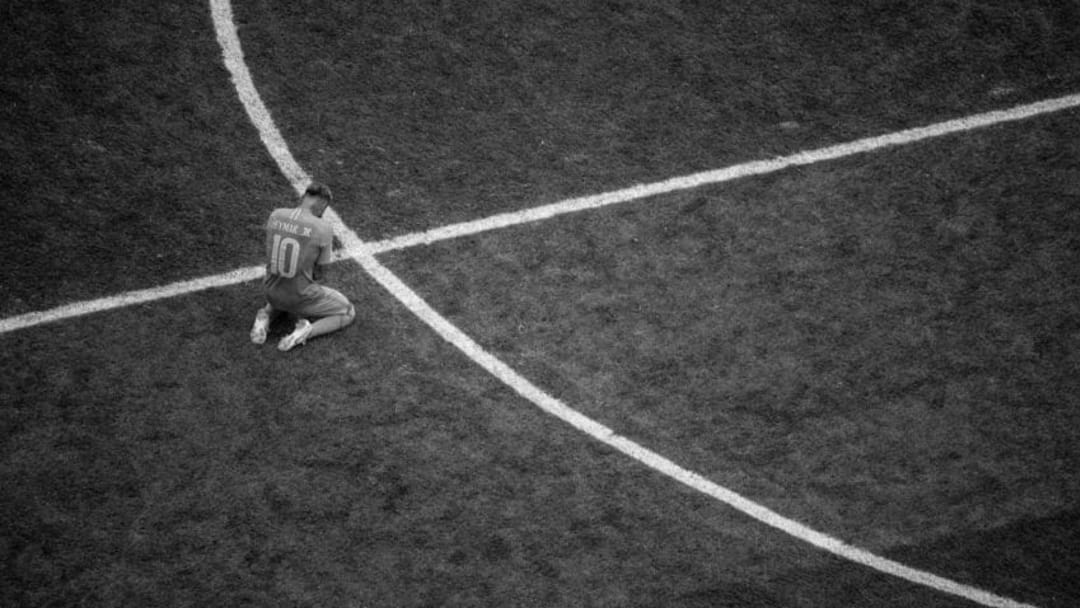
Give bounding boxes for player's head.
[301,182,333,217]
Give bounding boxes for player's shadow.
[266,313,300,340]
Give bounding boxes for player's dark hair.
[304,182,333,204]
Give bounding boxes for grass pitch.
[3,0,1080,606]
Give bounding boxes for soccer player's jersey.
[263,207,333,303]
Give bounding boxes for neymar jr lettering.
[269,219,313,237]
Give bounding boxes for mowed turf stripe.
[0,265,264,335]
[365,92,1080,254]
[210,1,1043,606]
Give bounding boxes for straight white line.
[4,96,1078,336]
[0,265,263,335]
[366,93,1080,254]
[210,1,1042,606]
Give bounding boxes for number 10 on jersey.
[269,234,300,278]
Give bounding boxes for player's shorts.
[267,284,352,318]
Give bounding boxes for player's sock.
[250,305,271,345]
[308,312,352,339]
[307,304,355,340]
[277,318,312,352]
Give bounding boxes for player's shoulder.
[265,207,330,238]
[311,214,335,237]
[266,207,293,223]
[271,206,301,218]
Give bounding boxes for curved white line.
[231,2,1047,606]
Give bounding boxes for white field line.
[0,265,263,335]
[365,92,1080,254]
[209,1,1042,607]
[4,98,1079,337]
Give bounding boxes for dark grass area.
[0,281,921,608]
[0,0,285,317]
[237,0,1080,240]
[4,0,1080,606]
[2,283,1054,608]
[883,508,1080,608]
[747,509,1080,608]
[386,111,1080,601]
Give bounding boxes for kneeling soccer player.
[249,182,355,351]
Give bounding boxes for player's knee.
[343,303,356,326]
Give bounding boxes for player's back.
[263,207,333,300]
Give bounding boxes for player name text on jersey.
[271,220,313,237]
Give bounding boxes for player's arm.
[313,232,334,282]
